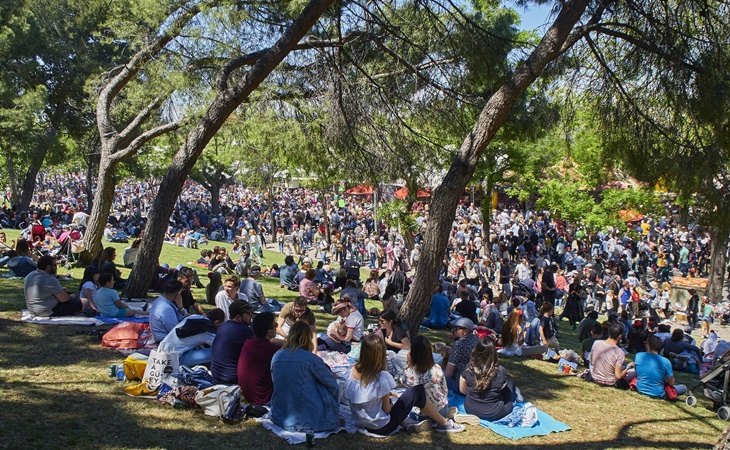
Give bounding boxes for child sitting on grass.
[95,273,148,318]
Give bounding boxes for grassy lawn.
[0,228,724,449]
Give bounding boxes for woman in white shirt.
[344,334,464,435]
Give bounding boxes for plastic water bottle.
[116,365,126,382]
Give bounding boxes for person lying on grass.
[345,333,465,435]
[95,273,149,318]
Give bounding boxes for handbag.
[195,384,243,420]
[664,383,678,400]
[142,343,180,390]
[102,322,151,350]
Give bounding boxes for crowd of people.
[5,172,730,436]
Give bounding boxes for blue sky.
[506,1,555,31]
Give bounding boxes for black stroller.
[686,345,730,420]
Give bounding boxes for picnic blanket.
[448,392,571,440]
[21,310,104,326]
[21,300,150,326]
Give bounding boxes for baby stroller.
[686,345,730,420]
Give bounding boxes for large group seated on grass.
[13,240,720,435]
[3,173,726,434]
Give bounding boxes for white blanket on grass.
[21,309,103,326]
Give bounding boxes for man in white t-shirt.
[215,275,248,321]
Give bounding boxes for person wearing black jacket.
[687,290,700,330]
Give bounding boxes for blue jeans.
[0,255,9,268]
[369,253,377,269]
[180,347,212,367]
[525,318,541,346]
[256,298,283,313]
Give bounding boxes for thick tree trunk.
[210,182,221,216]
[17,144,51,212]
[82,157,117,263]
[398,0,592,336]
[708,227,728,301]
[125,0,338,297]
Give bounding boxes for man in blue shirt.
[149,280,187,342]
[636,335,687,398]
[421,284,450,329]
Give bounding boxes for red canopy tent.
[344,184,374,195]
[393,186,430,200]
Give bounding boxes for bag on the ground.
[664,383,678,400]
[195,384,242,420]
[143,343,180,390]
[122,353,149,380]
[102,322,151,350]
[179,365,217,389]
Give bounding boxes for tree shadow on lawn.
[0,318,115,368]
[0,379,716,450]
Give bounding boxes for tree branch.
[109,121,183,163]
[593,25,705,74]
[96,1,211,144]
[215,31,368,91]
[116,97,164,144]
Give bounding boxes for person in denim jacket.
[270,321,340,433]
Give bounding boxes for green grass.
[0,228,725,449]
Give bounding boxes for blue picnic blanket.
[448,392,571,440]
[98,316,149,325]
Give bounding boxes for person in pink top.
[590,322,635,388]
[298,268,320,304]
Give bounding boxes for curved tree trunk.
[126,0,338,298]
[17,143,51,212]
[708,227,728,301]
[398,0,593,336]
[82,157,117,263]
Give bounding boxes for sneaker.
[453,413,481,426]
[435,419,465,433]
[406,419,432,434]
[445,407,458,420]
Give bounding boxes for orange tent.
[394,186,430,200]
[345,184,374,195]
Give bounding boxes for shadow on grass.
[0,378,716,450]
[0,318,114,368]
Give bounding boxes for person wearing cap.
[443,317,478,392]
[318,298,364,353]
[211,300,255,384]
